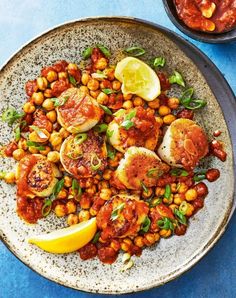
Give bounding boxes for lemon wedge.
[115,57,161,101]
[28,217,97,253]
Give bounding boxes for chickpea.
[144,233,156,246]
[86,185,97,195]
[102,169,112,180]
[42,98,55,111]
[121,242,129,252]
[59,127,70,139]
[108,158,119,167]
[37,77,48,90]
[103,67,115,80]
[122,100,133,109]
[185,203,194,217]
[64,176,72,188]
[174,193,184,205]
[50,132,62,147]
[57,189,68,199]
[144,138,156,150]
[79,85,89,94]
[39,146,51,156]
[23,102,35,114]
[168,97,179,109]
[46,70,58,82]
[112,80,121,91]
[123,238,132,246]
[134,236,144,248]
[58,71,68,79]
[169,203,179,213]
[89,207,97,216]
[163,194,173,204]
[98,181,109,190]
[178,183,188,194]
[154,233,160,242]
[133,96,144,107]
[163,114,176,125]
[90,90,100,98]
[100,188,112,200]
[29,130,50,143]
[67,63,78,71]
[142,188,153,199]
[47,151,60,163]
[4,172,15,184]
[158,105,171,116]
[159,229,172,238]
[54,143,62,152]
[110,240,121,251]
[185,188,198,202]
[18,138,28,151]
[67,214,79,226]
[155,187,165,196]
[44,89,53,98]
[87,79,99,91]
[95,57,108,70]
[123,93,132,101]
[46,110,57,123]
[97,92,109,105]
[54,204,67,217]
[28,146,38,154]
[78,210,90,222]
[81,73,91,85]
[155,116,163,127]
[66,201,77,214]
[13,148,25,161]
[148,98,160,109]
[170,183,177,193]
[32,92,44,105]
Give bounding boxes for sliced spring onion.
[122,252,131,263]
[120,259,134,271]
[50,178,65,200]
[72,178,82,197]
[51,96,69,107]
[179,201,188,215]
[180,88,194,105]
[174,208,187,225]
[140,181,148,193]
[92,231,101,244]
[113,109,126,117]
[74,133,87,145]
[169,71,185,87]
[164,184,171,200]
[106,129,114,138]
[149,197,163,207]
[193,174,206,182]
[30,125,48,139]
[26,141,45,151]
[153,57,166,68]
[91,72,107,80]
[120,120,134,130]
[69,75,77,86]
[42,199,52,217]
[157,217,174,231]
[124,46,146,57]
[99,104,113,115]
[97,44,111,58]
[184,99,207,110]
[94,123,108,133]
[66,150,82,160]
[147,168,164,178]
[125,109,136,120]
[82,47,93,59]
[106,144,116,160]
[170,168,188,177]
[140,216,151,233]
[90,153,102,171]
[102,88,117,95]
[14,126,21,141]
[111,202,125,221]
[1,107,25,126]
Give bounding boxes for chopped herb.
[50,178,65,200]
[111,203,125,221]
[42,199,52,217]
[140,181,148,193]
[69,75,77,86]
[94,123,108,133]
[74,133,87,145]
[97,44,110,57]
[121,120,134,130]
[169,71,185,87]
[164,184,171,200]
[102,88,117,95]
[174,208,187,225]
[140,216,151,233]
[51,96,69,107]
[157,217,174,231]
[90,153,102,171]
[72,178,82,197]
[124,46,145,57]
[1,107,25,126]
[152,57,166,68]
[26,141,45,151]
[106,129,114,138]
[170,168,188,177]
[99,104,113,115]
[92,231,101,244]
[82,47,93,59]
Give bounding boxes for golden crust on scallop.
[56,87,103,133]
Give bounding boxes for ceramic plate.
[0,17,235,294]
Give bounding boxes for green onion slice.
[140,216,151,233]
[14,126,21,141]
[72,178,82,197]
[30,125,48,139]
[50,178,65,200]
[94,123,108,133]
[106,143,116,160]
[92,231,101,244]
[169,71,185,87]
[149,197,163,207]
[170,168,188,177]
[174,208,187,225]
[147,168,164,178]
[179,201,188,215]
[140,181,148,193]
[97,44,111,58]
[102,88,117,95]
[193,174,206,182]
[74,133,87,145]
[69,75,77,86]
[82,47,93,59]
[111,203,125,221]
[124,46,146,57]
[99,104,113,115]
[51,96,69,107]
[42,199,52,217]
[1,107,25,126]
[164,184,171,200]
[106,129,114,138]
[26,141,45,151]
[90,153,102,171]
[153,57,166,68]
[121,120,134,130]
[157,217,174,231]
[184,99,207,110]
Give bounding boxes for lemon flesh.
[28,217,97,253]
[115,57,161,101]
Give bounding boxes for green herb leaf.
[26,141,45,151]
[51,96,69,107]
[140,181,148,193]
[121,120,134,130]
[170,168,189,177]
[174,208,187,225]
[94,123,108,133]
[72,178,82,197]
[50,178,65,200]
[169,71,185,87]
[92,231,101,244]
[1,107,25,126]
[97,44,110,58]
[99,104,113,115]
[124,46,145,57]
[153,57,166,68]
[82,47,93,59]
[102,88,117,95]
[69,75,77,86]
[164,184,171,200]
[74,133,87,145]
[42,199,52,217]
[140,216,151,233]
[106,129,114,138]
[90,153,102,171]
[157,217,174,231]
[111,203,125,221]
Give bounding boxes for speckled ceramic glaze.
[0,18,235,294]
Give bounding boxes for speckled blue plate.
[0,17,235,294]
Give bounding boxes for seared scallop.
[107,106,160,153]
[60,130,107,179]
[56,87,103,133]
[158,118,209,170]
[16,154,61,198]
[114,146,169,190]
[96,194,149,240]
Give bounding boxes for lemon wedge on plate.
[28,217,97,253]
[114,57,161,101]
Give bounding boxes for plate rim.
[0,16,235,294]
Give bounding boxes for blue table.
[0,1,235,297]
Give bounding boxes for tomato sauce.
[174,0,236,33]
[17,196,44,223]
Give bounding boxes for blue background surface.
[0,1,235,297]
